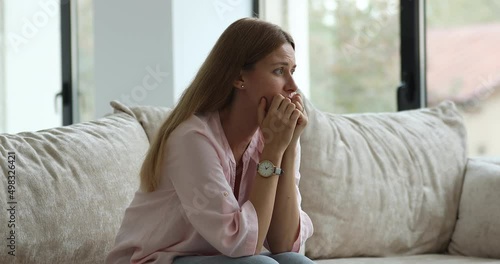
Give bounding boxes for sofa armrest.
[469,156,500,166]
[448,157,500,259]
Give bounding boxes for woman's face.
[240,43,298,111]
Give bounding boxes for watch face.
[258,160,274,177]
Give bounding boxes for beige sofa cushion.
[111,100,172,143]
[449,157,500,258]
[0,113,148,263]
[300,100,467,259]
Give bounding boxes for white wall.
[94,0,252,118]
[94,0,174,118]
[286,0,310,98]
[171,0,252,102]
[3,0,61,133]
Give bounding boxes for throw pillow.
[111,100,172,143]
[0,113,148,263]
[300,98,467,259]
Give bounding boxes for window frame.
[61,1,74,125]
[60,0,427,125]
[398,0,427,110]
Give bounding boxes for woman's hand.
[288,92,308,145]
[258,94,301,155]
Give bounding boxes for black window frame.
[398,0,426,111]
[60,0,73,125]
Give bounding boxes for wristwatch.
[257,160,283,177]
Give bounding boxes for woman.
[106,17,314,264]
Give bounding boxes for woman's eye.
[274,68,284,75]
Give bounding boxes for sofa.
[0,97,499,264]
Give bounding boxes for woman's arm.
[250,95,301,254]
[248,147,283,255]
[168,130,261,258]
[266,93,311,253]
[265,142,300,253]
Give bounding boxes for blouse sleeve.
[165,129,258,257]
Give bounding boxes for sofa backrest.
[0,112,149,263]
[111,98,468,259]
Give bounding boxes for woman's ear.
[233,71,247,90]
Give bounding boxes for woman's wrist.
[287,138,298,150]
[284,142,297,158]
[260,146,284,167]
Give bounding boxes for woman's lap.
[173,251,315,264]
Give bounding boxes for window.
[75,0,95,123]
[260,0,499,157]
[259,0,400,114]
[60,0,94,125]
[426,0,500,157]
[1,0,62,133]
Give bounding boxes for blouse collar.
[213,110,263,165]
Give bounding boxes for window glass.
[1,0,61,133]
[426,0,500,156]
[75,0,95,122]
[261,0,400,114]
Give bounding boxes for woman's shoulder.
[164,111,227,161]
[169,111,219,143]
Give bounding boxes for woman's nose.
[286,76,298,92]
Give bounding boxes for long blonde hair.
[140,18,294,192]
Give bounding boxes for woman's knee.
[173,254,279,264]
[270,252,315,264]
[244,255,279,264]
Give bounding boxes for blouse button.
[223,191,229,197]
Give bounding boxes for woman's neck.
[219,94,259,157]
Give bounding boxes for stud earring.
[241,85,244,88]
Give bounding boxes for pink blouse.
[105,111,314,264]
